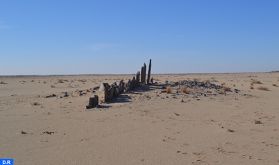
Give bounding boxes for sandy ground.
[0,73,279,165]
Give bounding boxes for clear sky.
[0,0,278,75]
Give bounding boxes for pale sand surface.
[0,73,279,165]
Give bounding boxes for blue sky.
[0,0,278,75]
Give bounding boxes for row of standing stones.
[86,59,153,109]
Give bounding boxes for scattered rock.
[32,102,40,106]
[178,80,223,89]
[255,120,263,124]
[78,79,87,83]
[42,131,55,135]
[0,81,7,84]
[21,130,28,134]
[45,94,57,98]
[227,129,235,133]
[63,92,69,97]
[57,79,68,83]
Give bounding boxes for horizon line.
[0,71,278,78]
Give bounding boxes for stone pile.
[164,79,240,97]
[86,59,153,109]
[177,80,223,90]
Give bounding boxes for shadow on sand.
[111,94,132,103]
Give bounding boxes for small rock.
[21,130,27,134]
[45,94,56,98]
[255,120,263,124]
[32,102,40,106]
[42,131,55,135]
[64,92,69,97]
[227,129,235,133]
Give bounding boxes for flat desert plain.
[0,73,279,165]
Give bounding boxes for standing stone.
[108,85,115,101]
[125,79,131,92]
[131,76,136,89]
[98,83,110,103]
[86,95,99,109]
[115,86,120,97]
[119,80,125,93]
[147,59,152,84]
[141,66,144,84]
[111,82,118,97]
[136,71,140,86]
[141,63,146,84]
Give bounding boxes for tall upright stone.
[98,83,110,103]
[136,71,140,85]
[125,79,131,92]
[147,59,152,84]
[141,63,146,84]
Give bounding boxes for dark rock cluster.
[177,80,223,90]
[163,79,240,97]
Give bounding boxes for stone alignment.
[86,60,152,109]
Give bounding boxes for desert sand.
[0,73,279,165]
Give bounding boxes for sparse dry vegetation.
[58,79,65,83]
[210,77,218,82]
[251,79,263,85]
[166,86,172,94]
[57,79,68,83]
[78,79,87,83]
[181,87,191,94]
